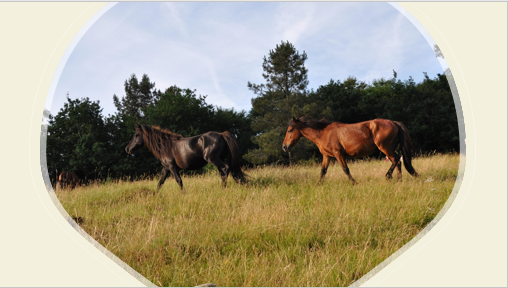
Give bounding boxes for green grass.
[56,153,459,287]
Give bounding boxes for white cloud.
[276,3,317,44]
[50,2,444,117]
[161,3,189,39]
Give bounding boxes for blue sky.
[50,2,446,117]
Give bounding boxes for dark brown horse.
[57,171,80,189]
[125,124,246,192]
[282,116,419,184]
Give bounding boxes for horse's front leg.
[319,155,330,184]
[168,165,186,193]
[157,167,170,191]
[336,154,357,185]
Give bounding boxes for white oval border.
[35,3,471,287]
[352,3,470,286]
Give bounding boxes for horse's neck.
[300,127,323,145]
[146,132,173,159]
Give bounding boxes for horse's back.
[202,131,225,141]
[369,118,397,129]
[179,132,224,151]
[326,119,398,157]
[172,132,226,170]
[368,119,398,141]
[199,132,229,156]
[339,118,396,135]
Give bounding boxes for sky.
[49,2,447,118]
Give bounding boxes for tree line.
[45,41,458,183]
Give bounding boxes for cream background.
[362,2,507,287]
[0,2,505,287]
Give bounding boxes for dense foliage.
[46,78,255,184]
[311,72,459,154]
[46,97,114,181]
[244,44,458,165]
[45,41,458,183]
[245,41,320,165]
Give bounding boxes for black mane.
[137,124,182,159]
[289,116,332,130]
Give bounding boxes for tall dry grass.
[56,153,459,287]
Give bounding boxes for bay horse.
[282,116,419,184]
[125,124,246,192]
[58,171,80,189]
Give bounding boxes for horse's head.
[125,124,145,154]
[282,117,303,152]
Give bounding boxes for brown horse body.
[125,124,246,192]
[58,171,80,189]
[282,116,418,184]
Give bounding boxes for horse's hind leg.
[207,156,229,188]
[395,158,402,180]
[377,129,402,181]
[379,144,402,181]
[382,153,401,181]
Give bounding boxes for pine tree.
[113,74,160,119]
[247,41,308,99]
[245,41,325,165]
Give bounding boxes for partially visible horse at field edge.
[57,171,80,189]
[125,124,247,192]
[282,116,419,184]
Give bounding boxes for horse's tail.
[58,172,69,189]
[222,131,247,184]
[393,121,419,177]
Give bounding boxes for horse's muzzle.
[282,144,291,152]
[125,146,131,155]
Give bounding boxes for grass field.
[56,153,459,287]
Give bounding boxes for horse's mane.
[289,116,332,130]
[137,124,182,159]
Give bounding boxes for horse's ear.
[292,117,298,122]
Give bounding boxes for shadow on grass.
[113,187,157,204]
[246,174,306,188]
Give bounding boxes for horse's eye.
[288,128,293,132]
